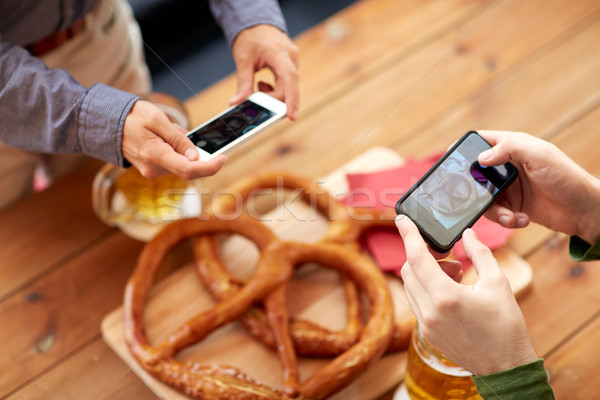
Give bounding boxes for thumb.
[160,123,199,161]
[461,229,508,288]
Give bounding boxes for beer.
[405,326,482,400]
[114,167,189,223]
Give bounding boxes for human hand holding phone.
[122,100,227,180]
[395,131,518,253]
[396,215,539,376]
[186,92,286,161]
[230,24,300,120]
[478,130,600,244]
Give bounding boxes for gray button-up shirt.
[0,0,286,167]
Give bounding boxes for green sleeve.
[471,359,554,400]
[570,235,600,261]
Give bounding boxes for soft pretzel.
[201,171,414,354]
[193,235,364,357]
[124,215,394,399]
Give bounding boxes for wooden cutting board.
[101,147,533,400]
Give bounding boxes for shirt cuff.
[209,0,288,47]
[76,83,139,167]
[471,359,554,400]
[570,235,600,262]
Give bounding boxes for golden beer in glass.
[113,167,189,223]
[91,92,201,240]
[404,326,482,400]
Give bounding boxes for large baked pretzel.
[200,172,415,354]
[124,214,394,399]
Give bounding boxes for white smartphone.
[186,92,287,161]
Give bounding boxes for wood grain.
[184,0,491,128]
[2,0,600,398]
[0,232,191,398]
[193,0,600,197]
[545,313,600,400]
[0,159,109,299]
[101,148,532,400]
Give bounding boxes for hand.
[230,24,300,120]
[478,130,600,244]
[396,215,539,376]
[122,100,227,179]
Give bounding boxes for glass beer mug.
[92,93,202,241]
[395,325,482,400]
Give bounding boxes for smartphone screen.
[187,99,276,155]
[395,131,518,252]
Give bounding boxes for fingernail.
[185,148,198,161]
[516,216,528,226]
[395,214,406,226]
[463,228,476,239]
[479,149,492,161]
[499,215,511,226]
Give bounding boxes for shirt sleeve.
[0,38,139,167]
[471,359,555,400]
[570,235,600,262]
[207,0,288,47]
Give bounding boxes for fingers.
[252,47,299,120]
[230,63,255,107]
[396,215,434,268]
[158,123,200,162]
[173,154,228,180]
[272,53,300,120]
[157,148,226,179]
[461,229,508,288]
[484,204,530,228]
[230,25,299,120]
[123,101,227,180]
[396,215,449,288]
[477,130,544,168]
[438,260,464,283]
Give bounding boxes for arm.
[208,0,287,47]
[208,0,300,120]
[477,130,600,245]
[397,216,539,375]
[472,359,555,400]
[0,39,226,179]
[396,216,553,397]
[0,40,136,167]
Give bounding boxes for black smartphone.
[395,131,518,253]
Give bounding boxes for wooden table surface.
[1,0,600,399]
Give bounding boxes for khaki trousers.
[0,0,152,210]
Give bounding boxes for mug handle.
[92,163,125,226]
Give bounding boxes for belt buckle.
[26,18,86,57]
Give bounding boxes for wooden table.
[1,0,600,398]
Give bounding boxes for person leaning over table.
[395,130,600,400]
[0,0,300,210]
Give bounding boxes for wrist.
[577,176,600,244]
[472,340,539,376]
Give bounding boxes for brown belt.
[25,18,86,57]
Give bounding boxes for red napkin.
[344,153,513,275]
